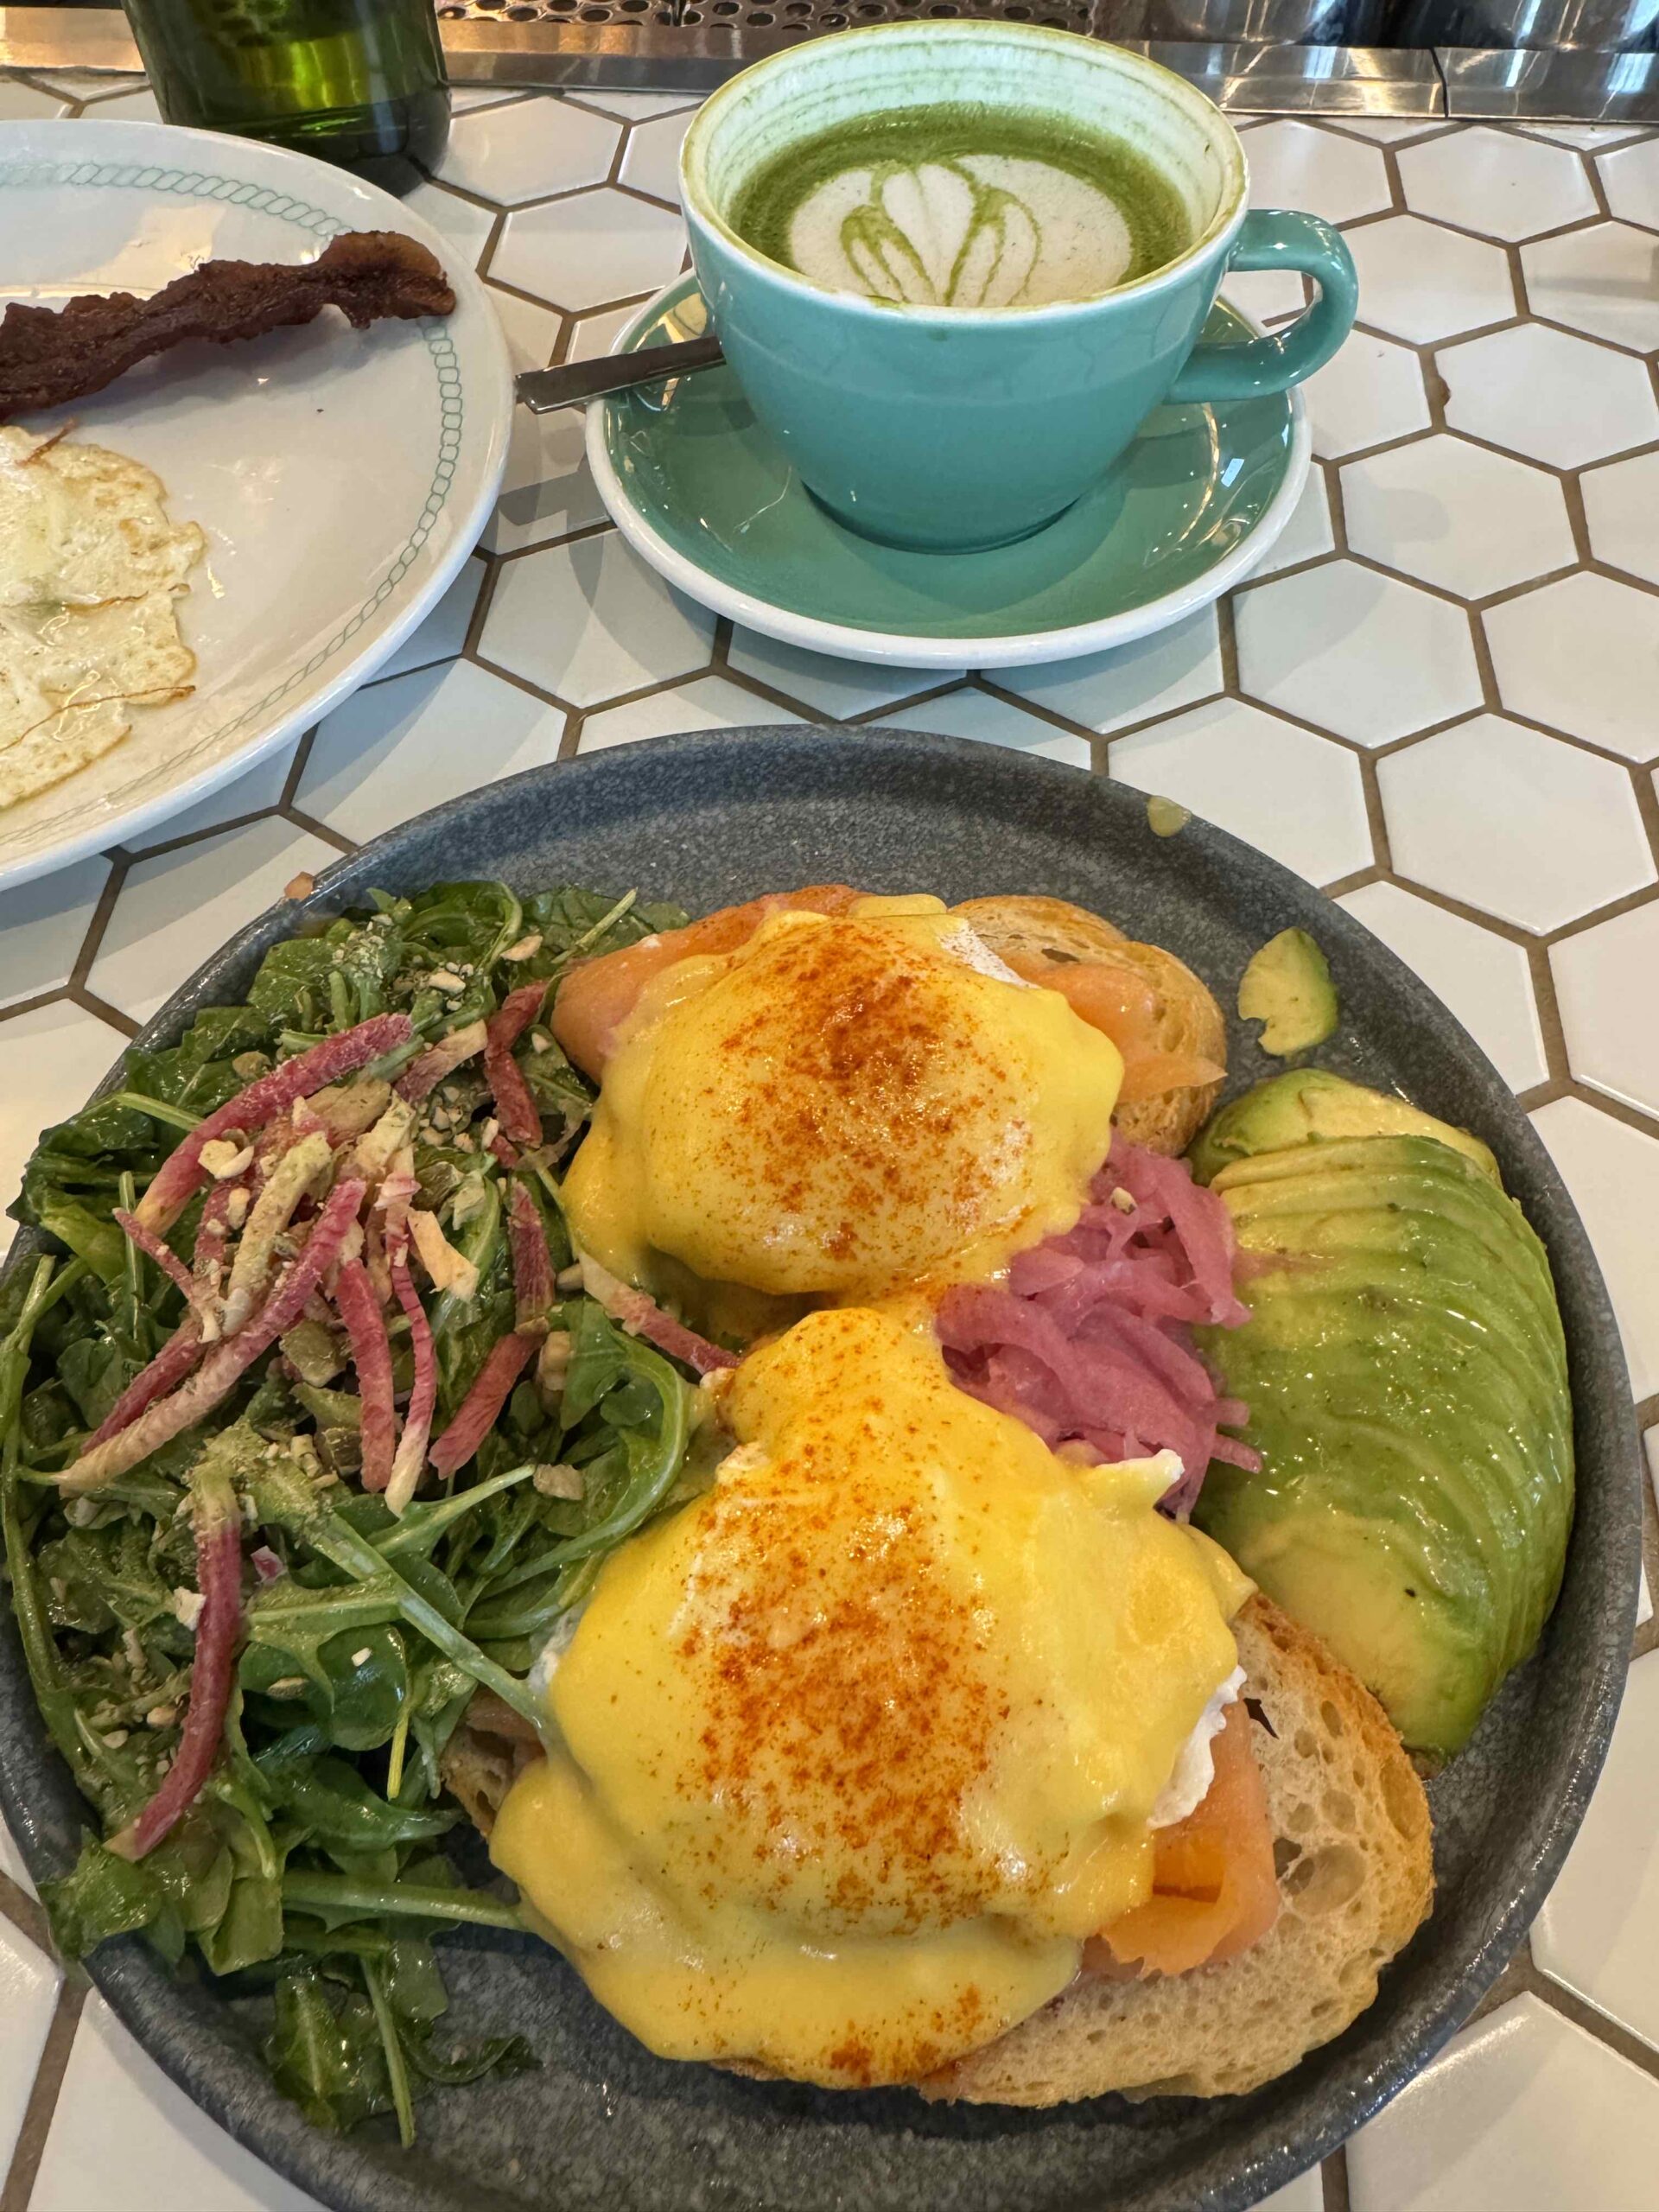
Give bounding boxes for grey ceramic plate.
[0,728,1642,2212]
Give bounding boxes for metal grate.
[435,0,1102,38]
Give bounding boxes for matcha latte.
[728,105,1192,309]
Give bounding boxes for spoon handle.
[515,333,726,413]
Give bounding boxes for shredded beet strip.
[113,1207,198,1305]
[580,1256,737,1376]
[385,1243,437,1515]
[66,1179,366,1491]
[135,1014,410,1234]
[86,1317,203,1449]
[334,1258,397,1493]
[483,983,547,1150]
[428,1332,537,1480]
[107,1456,244,1860]
[396,1019,487,1106]
[507,1181,555,1329]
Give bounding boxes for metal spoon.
[515,333,725,413]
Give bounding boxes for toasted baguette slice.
[922,1595,1433,2104]
[952,895,1226,1157]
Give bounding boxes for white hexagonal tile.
[77,86,162,124]
[1109,699,1372,885]
[1582,452,1659,587]
[483,530,715,707]
[31,1994,326,2212]
[572,90,701,120]
[493,189,685,312]
[0,1813,36,1896]
[450,87,527,114]
[568,301,649,363]
[1341,435,1574,599]
[125,744,297,854]
[1399,126,1597,243]
[1346,1993,1659,2212]
[1256,2171,1324,2212]
[1347,215,1516,344]
[725,630,957,718]
[0,1002,125,1252]
[1518,123,1649,149]
[1305,331,1430,460]
[399,180,494,273]
[486,284,562,372]
[1552,902,1659,1115]
[880,688,1090,767]
[437,96,620,207]
[374,553,485,681]
[1531,1095,1659,1399]
[579,674,804,752]
[620,110,692,207]
[1533,1643,1659,2053]
[1598,137,1659,231]
[1323,118,1451,145]
[1223,266,1307,327]
[1244,120,1391,226]
[0,855,108,1009]
[1338,881,1548,1091]
[1439,323,1659,469]
[0,1916,59,2173]
[1249,467,1335,580]
[1485,574,1659,762]
[89,818,336,1025]
[997,607,1221,734]
[1523,222,1659,351]
[484,408,607,556]
[0,79,68,119]
[1236,562,1483,747]
[1378,715,1655,931]
[298,658,563,842]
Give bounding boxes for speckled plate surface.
[0,728,1641,2212]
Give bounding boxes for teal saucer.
[586,276,1310,669]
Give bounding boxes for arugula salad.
[0,879,719,2143]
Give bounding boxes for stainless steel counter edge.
[3,5,1659,122]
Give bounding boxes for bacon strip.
[112,1208,197,1305]
[136,1014,410,1234]
[507,1181,554,1331]
[107,1455,244,1861]
[385,1242,436,1516]
[483,983,548,1150]
[396,1019,487,1107]
[578,1253,737,1376]
[334,1259,397,1494]
[0,232,454,424]
[428,1333,537,1481]
[65,1179,366,1491]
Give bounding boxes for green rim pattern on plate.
[0,156,464,830]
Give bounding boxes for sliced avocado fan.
[1189,1066,1499,1187]
[1191,1077,1573,1764]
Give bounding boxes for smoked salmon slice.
[1001,954,1224,1107]
[1088,1700,1280,1980]
[551,885,861,1077]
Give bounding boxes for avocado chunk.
[1237,928,1338,1056]
[1188,1069,1500,1188]
[1192,1130,1573,1763]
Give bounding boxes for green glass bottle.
[121,0,450,194]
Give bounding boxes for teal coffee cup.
[680,26,1357,553]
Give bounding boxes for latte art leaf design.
[840,160,1041,308]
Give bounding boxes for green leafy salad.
[0,879,723,2144]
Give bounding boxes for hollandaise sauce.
[491,1308,1243,2088]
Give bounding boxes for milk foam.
[786,153,1137,308]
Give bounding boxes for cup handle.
[1169,209,1357,404]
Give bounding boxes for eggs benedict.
[488,1306,1251,2088]
[559,895,1122,1324]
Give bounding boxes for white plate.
[0,118,512,891]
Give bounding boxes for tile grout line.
[0,1974,84,2212]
